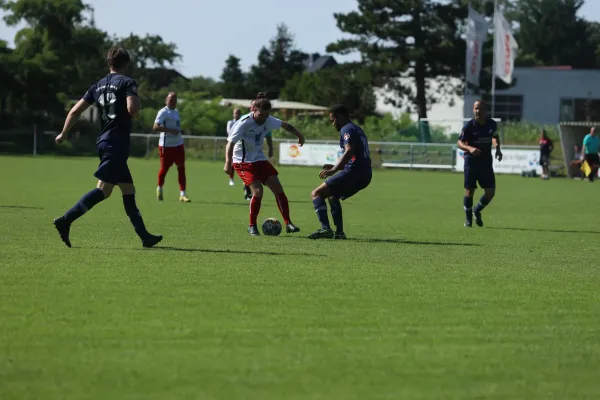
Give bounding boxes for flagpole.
[491,0,497,118]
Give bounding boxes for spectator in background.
[538,129,553,180]
[582,127,600,182]
[226,108,242,186]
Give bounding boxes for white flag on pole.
[465,6,489,87]
[494,9,518,84]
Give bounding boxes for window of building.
[560,98,600,122]
[481,94,523,121]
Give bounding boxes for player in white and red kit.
[153,92,190,202]
[224,95,305,236]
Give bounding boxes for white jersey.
[226,119,239,138]
[228,114,282,163]
[155,107,184,147]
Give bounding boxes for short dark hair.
[107,47,131,70]
[330,104,349,118]
[255,93,271,110]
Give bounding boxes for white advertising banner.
[279,143,342,166]
[455,149,542,175]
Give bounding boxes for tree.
[327,0,467,128]
[220,55,247,98]
[507,0,598,68]
[115,33,181,70]
[247,23,308,97]
[280,63,377,121]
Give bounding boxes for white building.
[464,67,600,124]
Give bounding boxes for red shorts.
[159,144,185,167]
[233,160,278,185]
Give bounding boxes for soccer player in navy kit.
[52,48,163,248]
[457,99,503,227]
[309,104,372,239]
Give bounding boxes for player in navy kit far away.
[308,104,372,239]
[52,47,163,248]
[457,99,503,228]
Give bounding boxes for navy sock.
[63,188,105,223]
[312,197,331,230]
[329,197,343,233]
[474,195,491,214]
[463,196,473,223]
[123,194,148,238]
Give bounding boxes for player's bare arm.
[281,121,305,146]
[492,133,503,161]
[320,143,354,179]
[266,135,274,158]
[55,99,91,144]
[224,141,235,175]
[457,136,481,156]
[152,123,180,135]
[126,95,141,117]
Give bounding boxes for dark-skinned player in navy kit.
[52,47,163,248]
[457,99,503,227]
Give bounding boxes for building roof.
[303,53,338,73]
[219,98,329,111]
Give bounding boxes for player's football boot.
[157,188,163,201]
[464,221,472,227]
[142,233,163,248]
[53,217,72,248]
[248,225,260,236]
[334,232,347,240]
[308,228,334,239]
[179,195,191,203]
[285,222,301,233]
[473,211,484,227]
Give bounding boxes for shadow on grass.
[0,205,44,210]
[486,226,600,235]
[278,236,479,247]
[187,200,312,207]
[141,246,325,257]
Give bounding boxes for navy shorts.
[540,154,550,167]
[326,170,372,200]
[464,163,495,189]
[94,142,133,185]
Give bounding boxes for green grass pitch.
[1,155,599,399]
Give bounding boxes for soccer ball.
[262,218,282,236]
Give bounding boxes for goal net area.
[558,121,600,178]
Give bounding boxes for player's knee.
[465,189,475,197]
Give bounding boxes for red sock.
[250,195,262,226]
[177,165,186,191]
[275,192,291,224]
[158,164,169,187]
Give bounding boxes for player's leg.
[175,145,190,202]
[328,196,345,239]
[308,182,334,239]
[243,185,252,200]
[463,166,477,227]
[264,172,300,233]
[473,169,496,227]
[53,180,113,248]
[234,162,263,236]
[118,181,163,248]
[157,146,174,201]
[247,181,264,236]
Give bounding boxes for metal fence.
[0,129,541,171]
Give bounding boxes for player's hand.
[224,162,233,176]
[495,149,503,161]
[470,147,481,156]
[319,168,336,179]
[268,148,274,158]
[55,133,67,144]
[322,164,334,170]
[297,133,305,147]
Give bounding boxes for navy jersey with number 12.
[83,73,138,155]
[340,122,371,172]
